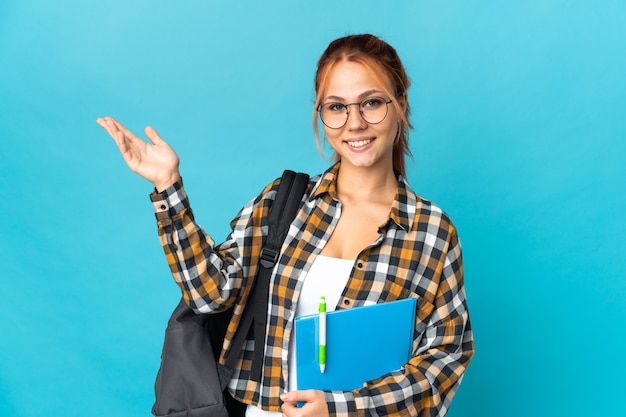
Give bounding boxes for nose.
[345,103,367,130]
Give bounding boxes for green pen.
[319,296,327,373]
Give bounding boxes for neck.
[335,162,398,203]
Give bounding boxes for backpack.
[152,170,310,417]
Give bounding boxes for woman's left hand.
[280,390,329,417]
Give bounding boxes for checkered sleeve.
[149,177,277,314]
[324,225,474,417]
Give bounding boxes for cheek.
[323,125,340,142]
[376,116,399,139]
[387,112,401,139]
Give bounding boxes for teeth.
[347,139,372,148]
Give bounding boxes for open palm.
[97,116,181,191]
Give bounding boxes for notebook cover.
[294,297,416,391]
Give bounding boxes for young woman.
[97,34,474,417]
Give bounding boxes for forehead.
[323,60,393,99]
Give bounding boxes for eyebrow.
[324,89,385,102]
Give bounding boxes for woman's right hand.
[97,116,181,192]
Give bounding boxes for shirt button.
[357,262,364,269]
[160,204,167,210]
[344,299,351,306]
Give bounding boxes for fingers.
[95,117,108,130]
[97,116,154,154]
[96,116,138,142]
[280,399,298,417]
[97,117,165,147]
[144,125,166,145]
[96,116,119,133]
[97,117,125,144]
[106,117,137,140]
[96,116,116,138]
[281,390,314,404]
[97,117,141,164]
[280,390,329,417]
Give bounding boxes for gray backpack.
[152,170,309,417]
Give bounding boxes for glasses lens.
[360,97,389,124]
[320,103,347,129]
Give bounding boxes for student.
[97,33,474,417]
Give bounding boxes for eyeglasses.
[317,97,393,129]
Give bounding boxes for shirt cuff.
[324,390,367,417]
[149,177,189,222]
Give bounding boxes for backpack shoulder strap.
[223,170,309,382]
[260,170,310,268]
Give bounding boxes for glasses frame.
[317,97,393,129]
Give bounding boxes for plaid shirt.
[150,162,474,417]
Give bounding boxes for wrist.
[154,174,181,193]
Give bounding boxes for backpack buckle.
[259,247,279,269]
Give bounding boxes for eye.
[361,97,385,109]
[326,102,346,112]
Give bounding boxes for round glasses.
[317,97,393,129]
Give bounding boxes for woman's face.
[321,60,399,173]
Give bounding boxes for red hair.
[313,34,412,176]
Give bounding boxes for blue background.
[1,1,625,416]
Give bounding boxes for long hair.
[313,34,412,176]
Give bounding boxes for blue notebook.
[294,298,416,391]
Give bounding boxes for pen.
[319,296,326,373]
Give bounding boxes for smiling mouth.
[346,138,373,148]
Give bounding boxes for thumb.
[144,126,166,145]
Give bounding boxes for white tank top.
[246,255,354,417]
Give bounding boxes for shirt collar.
[310,162,416,233]
[310,162,340,201]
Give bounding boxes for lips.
[346,138,374,148]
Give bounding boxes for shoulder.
[244,170,318,216]
[257,170,318,202]
[400,178,459,242]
